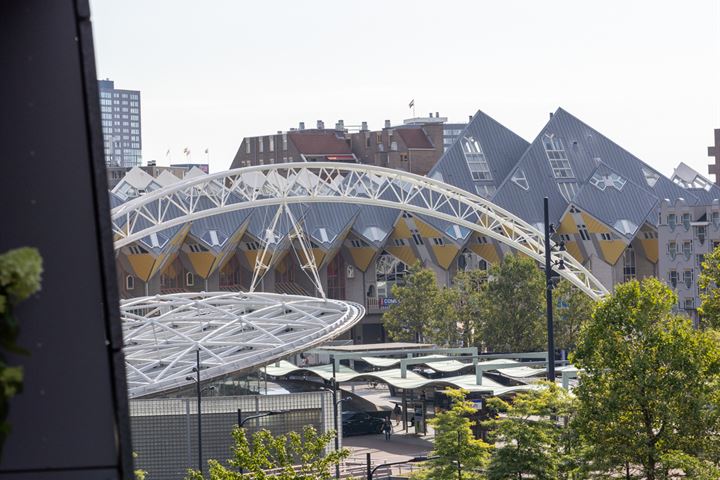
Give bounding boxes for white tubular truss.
[122,291,364,398]
[111,162,608,300]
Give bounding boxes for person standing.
[382,416,392,441]
[393,403,402,425]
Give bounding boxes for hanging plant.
[0,247,42,456]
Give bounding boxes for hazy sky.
[90,0,719,178]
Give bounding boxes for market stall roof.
[266,361,538,396]
[361,355,521,373]
[313,342,435,353]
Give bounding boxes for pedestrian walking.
[393,403,402,425]
[382,416,392,440]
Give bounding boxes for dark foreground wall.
[0,1,132,478]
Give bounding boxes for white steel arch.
[111,162,608,299]
[122,291,364,398]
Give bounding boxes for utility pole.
[544,197,556,382]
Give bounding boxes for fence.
[130,391,336,480]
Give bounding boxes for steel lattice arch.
[121,291,364,398]
[112,162,608,299]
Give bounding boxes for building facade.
[230,114,466,177]
[98,79,142,167]
[112,108,714,342]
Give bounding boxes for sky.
[90,0,720,178]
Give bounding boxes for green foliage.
[484,382,578,480]
[415,388,491,480]
[698,244,720,328]
[553,280,595,352]
[479,255,545,352]
[0,247,42,457]
[383,262,449,344]
[571,278,720,479]
[186,425,349,480]
[133,451,147,480]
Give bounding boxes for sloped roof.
[572,163,658,238]
[396,128,434,149]
[288,131,352,154]
[429,110,529,199]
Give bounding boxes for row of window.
[669,269,695,289]
[245,134,289,154]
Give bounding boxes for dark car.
[341,411,386,437]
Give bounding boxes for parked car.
[341,411,386,437]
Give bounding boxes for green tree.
[698,243,720,328]
[572,278,720,480]
[186,425,348,480]
[484,382,579,480]
[383,262,445,343]
[414,388,492,479]
[0,247,42,456]
[450,270,487,347]
[480,255,545,352]
[553,280,595,352]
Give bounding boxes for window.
[682,213,691,231]
[600,233,612,241]
[410,229,423,246]
[400,153,408,162]
[623,247,636,282]
[683,270,693,289]
[269,136,274,152]
[282,133,288,150]
[684,297,695,310]
[557,182,578,202]
[401,211,413,218]
[696,225,706,245]
[511,168,529,190]
[543,134,574,178]
[643,231,657,239]
[713,211,720,227]
[697,254,706,269]
[245,241,260,250]
[375,252,407,301]
[461,136,492,181]
[186,272,195,287]
[128,245,148,255]
[589,172,626,191]
[682,240,693,257]
[667,214,676,229]
[432,237,445,246]
[393,238,407,247]
[350,239,369,248]
[188,244,208,253]
[578,225,590,241]
[258,137,264,153]
[125,275,135,290]
[560,234,572,242]
[642,167,660,187]
[376,132,382,145]
[365,135,371,148]
[668,241,677,257]
[669,270,678,288]
[458,250,488,272]
[475,184,496,197]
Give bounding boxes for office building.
[98,79,142,167]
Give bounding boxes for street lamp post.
[367,455,436,480]
[184,349,203,475]
[236,409,287,474]
[543,197,566,382]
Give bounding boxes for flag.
[408,99,415,109]
[204,148,209,154]
[165,149,170,156]
[183,147,190,155]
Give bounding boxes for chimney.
[469,115,472,121]
[277,130,282,134]
[429,112,433,118]
[299,122,305,131]
[317,120,324,129]
[335,119,345,131]
[549,112,554,118]
[436,112,439,118]
[147,159,156,167]
[361,121,368,131]
[384,119,391,129]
